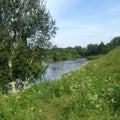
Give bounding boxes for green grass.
[86,54,104,60]
[0,46,120,120]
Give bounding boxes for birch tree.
[0,0,57,89]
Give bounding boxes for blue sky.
[46,0,120,48]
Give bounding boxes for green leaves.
[0,0,57,89]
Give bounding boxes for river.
[43,58,87,81]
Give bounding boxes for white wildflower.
[96,104,101,108]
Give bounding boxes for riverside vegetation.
[46,36,120,61]
[0,46,120,120]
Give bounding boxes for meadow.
[0,46,120,120]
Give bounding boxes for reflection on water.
[43,58,87,81]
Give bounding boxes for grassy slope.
[0,46,120,120]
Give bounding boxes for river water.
[43,58,87,81]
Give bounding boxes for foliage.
[0,0,57,89]
[46,36,120,62]
[0,46,120,120]
[86,43,99,55]
[47,46,80,61]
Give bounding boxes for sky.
[46,0,120,48]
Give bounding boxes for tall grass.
[0,46,120,120]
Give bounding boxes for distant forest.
[47,36,120,61]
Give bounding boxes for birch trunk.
[8,57,12,80]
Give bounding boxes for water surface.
[43,58,87,81]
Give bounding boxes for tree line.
[47,36,120,61]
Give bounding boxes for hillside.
[0,46,120,120]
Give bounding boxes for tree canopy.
[0,0,57,90]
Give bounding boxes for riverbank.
[0,46,120,120]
